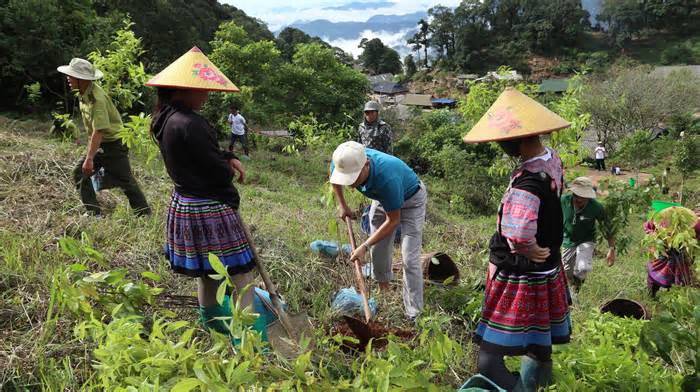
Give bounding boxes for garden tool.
[338,217,378,340]
[238,215,312,358]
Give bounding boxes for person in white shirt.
[227,105,249,156]
[594,141,606,171]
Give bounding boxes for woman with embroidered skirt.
[146,47,267,343]
[460,88,572,391]
[644,206,699,297]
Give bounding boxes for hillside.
[0,116,687,389]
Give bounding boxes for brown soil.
[331,318,414,351]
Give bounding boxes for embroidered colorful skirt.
[474,265,572,358]
[165,191,255,277]
[647,254,693,289]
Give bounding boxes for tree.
[205,22,368,128]
[88,19,150,113]
[404,55,417,79]
[408,19,431,69]
[581,66,700,150]
[359,38,401,75]
[674,135,700,203]
[428,6,456,64]
[616,130,655,182]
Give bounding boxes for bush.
[395,110,502,214]
[661,41,700,65]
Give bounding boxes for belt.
[405,182,422,201]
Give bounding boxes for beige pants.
[562,242,595,281]
[369,183,427,318]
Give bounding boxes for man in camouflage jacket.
[357,100,393,154]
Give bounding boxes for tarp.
[432,98,457,104]
[538,79,570,93]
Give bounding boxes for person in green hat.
[357,100,393,154]
[57,58,151,217]
[560,176,616,291]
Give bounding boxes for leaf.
[207,253,228,277]
[171,378,202,392]
[216,281,227,306]
[141,271,161,282]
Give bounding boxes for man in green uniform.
[561,177,615,291]
[58,58,150,216]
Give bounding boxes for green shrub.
[661,41,700,65]
[554,312,682,390]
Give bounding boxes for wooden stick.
[238,214,295,339]
[345,216,373,324]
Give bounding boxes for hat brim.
[330,167,363,186]
[571,186,596,199]
[57,65,103,81]
[463,125,570,143]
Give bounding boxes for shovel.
[239,215,312,358]
[341,217,375,338]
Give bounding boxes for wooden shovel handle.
[238,214,295,339]
[345,216,372,324]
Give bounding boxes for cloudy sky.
[225,1,460,31]
[224,1,460,56]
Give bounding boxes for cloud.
[323,1,396,11]
[225,0,461,31]
[324,28,415,58]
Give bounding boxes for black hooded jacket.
[152,103,240,209]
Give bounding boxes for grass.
[0,115,690,390]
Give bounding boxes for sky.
[224,1,459,57]
[224,1,460,31]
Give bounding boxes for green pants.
[73,140,150,216]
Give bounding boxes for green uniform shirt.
[79,83,122,142]
[561,193,606,248]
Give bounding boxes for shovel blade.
[266,312,313,359]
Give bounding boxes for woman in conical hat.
[146,47,268,343]
[461,88,572,391]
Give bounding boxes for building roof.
[367,73,395,84]
[538,79,570,93]
[403,94,433,107]
[651,65,700,78]
[371,82,408,95]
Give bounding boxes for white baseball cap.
[330,141,368,186]
[57,58,103,81]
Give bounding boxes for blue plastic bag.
[310,240,352,258]
[330,287,377,317]
[253,287,283,326]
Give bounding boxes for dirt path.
[579,167,652,187]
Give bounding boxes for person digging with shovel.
[460,88,572,392]
[329,141,427,322]
[146,47,267,345]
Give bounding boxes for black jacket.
[152,103,240,209]
[489,170,564,273]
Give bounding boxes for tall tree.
[428,6,456,63]
[408,19,431,69]
[359,38,401,75]
[404,54,417,78]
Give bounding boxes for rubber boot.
[198,303,231,335]
[520,356,553,391]
[252,314,269,342]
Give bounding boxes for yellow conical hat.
[463,87,570,143]
[145,46,239,92]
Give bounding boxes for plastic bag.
[330,287,377,317]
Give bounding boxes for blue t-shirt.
[331,149,419,212]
